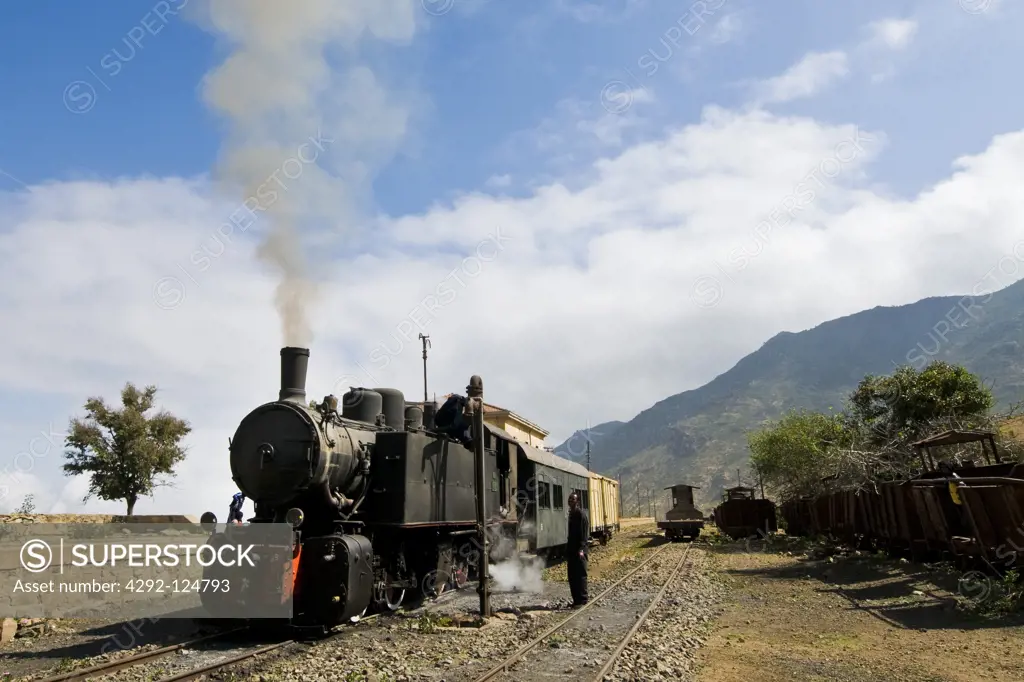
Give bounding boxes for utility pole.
[636,482,641,518]
[586,441,591,471]
[464,375,489,618]
[418,334,431,404]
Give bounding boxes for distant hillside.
[553,420,624,461]
[557,278,1024,511]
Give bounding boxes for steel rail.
[149,612,387,682]
[33,573,473,682]
[32,627,247,682]
[472,543,673,682]
[151,573,489,682]
[591,544,692,681]
[152,639,297,682]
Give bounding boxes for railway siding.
[602,547,722,681]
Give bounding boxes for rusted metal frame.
[957,486,1000,574]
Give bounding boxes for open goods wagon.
[713,486,777,540]
[778,430,1024,567]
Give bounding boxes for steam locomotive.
[201,347,536,628]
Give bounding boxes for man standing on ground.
[567,491,589,607]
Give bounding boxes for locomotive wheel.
[375,572,406,611]
[382,585,405,610]
[423,571,448,599]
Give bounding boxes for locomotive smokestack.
[279,347,309,403]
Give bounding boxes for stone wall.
[0,514,199,524]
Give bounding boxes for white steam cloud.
[191,0,419,345]
[486,522,545,593]
[490,557,545,593]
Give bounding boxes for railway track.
[31,628,249,682]
[27,625,304,682]
[28,538,689,682]
[472,541,693,682]
[28,571,481,682]
[28,615,389,682]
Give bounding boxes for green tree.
[847,361,993,448]
[63,383,191,515]
[750,361,999,501]
[748,410,854,500]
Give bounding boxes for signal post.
[465,375,491,618]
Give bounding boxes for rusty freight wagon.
[713,486,778,540]
[657,484,704,541]
[778,429,1024,567]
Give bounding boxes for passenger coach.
[507,432,590,554]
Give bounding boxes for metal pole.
[466,375,490,618]
[636,482,641,518]
[418,334,430,404]
[586,441,591,472]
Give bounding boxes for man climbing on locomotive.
[567,491,589,607]
[228,491,246,525]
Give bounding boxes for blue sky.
[3,0,1020,212]
[1,0,1023,515]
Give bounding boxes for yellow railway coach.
[587,472,621,545]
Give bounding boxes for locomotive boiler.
[202,347,519,629]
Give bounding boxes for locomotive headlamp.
[285,507,304,528]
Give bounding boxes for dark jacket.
[567,507,589,553]
[434,395,472,445]
[228,492,245,522]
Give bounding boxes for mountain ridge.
[555,278,1024,510]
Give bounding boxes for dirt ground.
[695,539,1024,682]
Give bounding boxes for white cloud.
[753,51,849,105]
[4,97,1024,518]
[868,18,918,50]
[486,174,512,188]
[500,88,656,171]
[708,12,744,45]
